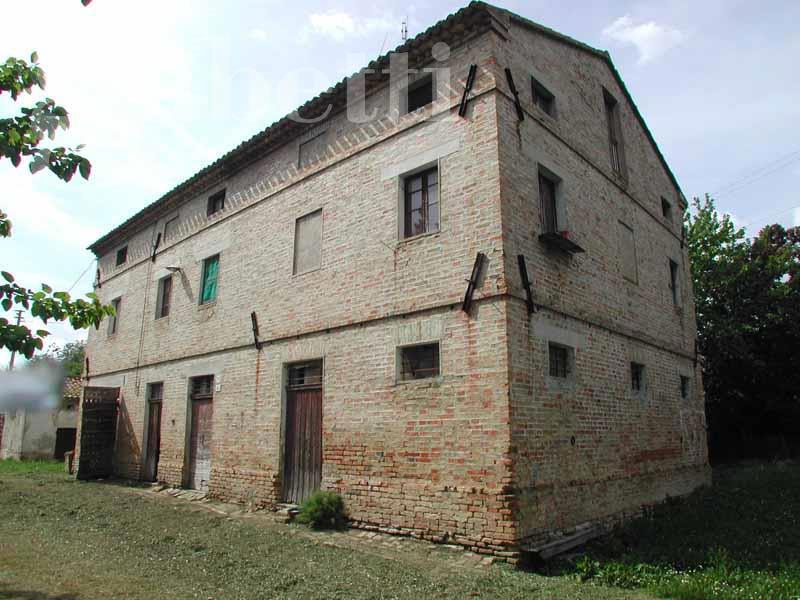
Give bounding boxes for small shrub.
[295,491,347,529]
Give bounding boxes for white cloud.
[307,11,394,42]
[603,15,686,64]
[794,207,800,227]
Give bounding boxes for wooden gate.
[187,376,213,491]
[143,383,163,482]
[283,362,323,504]
[77,386,119,480]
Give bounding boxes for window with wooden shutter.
[603,89,625,176]
[539,172,558,234]
[293,209,323,275]
[618,221,638,283]
[108,297,121,335]
[156,275,172,319]
[200,255,219,304]
[669,259,681,305]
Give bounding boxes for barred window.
[549,343,569,378]
[191,375,214,399]
[400,343,440,381]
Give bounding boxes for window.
[403,167,439,238]
[191,375,214,399]
[669,259,681,305]
[163,216,179,242]
[399,343,440,381]
[631,362,645,393]
[548,343,570,378]
[299,131,328,168]
[531,77,555,117]
[155,275,173,319]
[538,171,558,234]
[148,382,164,403]
[108,297,121,335]
[405,73,433,114]
[288,362,323,388]
[661,197,673,222]
[115,246,128,266]
[293,209,323,275]
[618,221,638,283]
[603,90,625,176]
[680,375,690,400]
[200,254,219,305]
[207,190,226,217]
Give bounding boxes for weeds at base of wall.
[295,491,347,530]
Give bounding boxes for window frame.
[206,189,226,217]
[631,362,646,395]
[603,89,626,177]
[404,72,434,114]
[548,342,570,379]
[397,341,441,382]
[199,254,220,305]
[618,220,638,284]
[108,297,121,336]
[661,197,673,222]
[680,375,691,400]
[669,258,681,305]
[531,76,556,117]
[148,381,164,403]
[538,170,559,234]
[401,165,440,240]
[292,208,324,276]
[155,274,173,319]
[115,246,128,267]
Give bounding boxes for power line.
[67,258,97,294]
[713,149,800,198]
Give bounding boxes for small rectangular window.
[631,362,645,393]
[190,375,214,399]
[680,375,690,400]
[403,167,439,238]
[400,343,440,381]
[163,216,180,242]
[538,171,558,234]
[115,246,128,266]
[155,275,173,319]
[669,259,681,305]
[531,77,555,117]
[618,221,638,283]
[148,382,164,403]
[108,297,121,335]
[288,362,323,388]
[200,254,219,305]
[207,190,226,217]
[603,90,625,176]
[406,73,433,114]
[293,209,323,275]
[661,197,673,222]
[299,131,328,168]
[548,343,570,378]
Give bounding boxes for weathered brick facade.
[78,2,709,561]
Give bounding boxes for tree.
[1,1,113,360]
[28,340,86,377]
[686,196,800,461]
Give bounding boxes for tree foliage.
[687,196,800,461]
[1,1,114,360]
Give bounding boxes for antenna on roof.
[401,17,408,42]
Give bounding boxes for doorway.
[282,361,323,504]
[143,382,163,482]
[187,376,214,491]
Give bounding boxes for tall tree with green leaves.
[686,196,800,460]
[1,0,113,361]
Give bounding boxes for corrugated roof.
[88,1,684,254]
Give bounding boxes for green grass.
[0,458,63,474]
[550,462,800,600]
[0,465,650,600]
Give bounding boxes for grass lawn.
[0,460,797,600]
[550,462,800,600]
[0,460,649,600]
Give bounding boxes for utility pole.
[7,310,24,370]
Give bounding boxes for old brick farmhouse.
[77,2,710,560]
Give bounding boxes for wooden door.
[143,401,162,482]
[283,387,322,504]
[188,398,213,491]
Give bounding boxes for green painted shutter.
[201,256,219,303]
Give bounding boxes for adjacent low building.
[77,2,710,561]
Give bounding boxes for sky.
[1,0,799,366]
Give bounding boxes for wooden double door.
[282,362,323,504]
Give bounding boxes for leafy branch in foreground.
[1,271,115,359]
